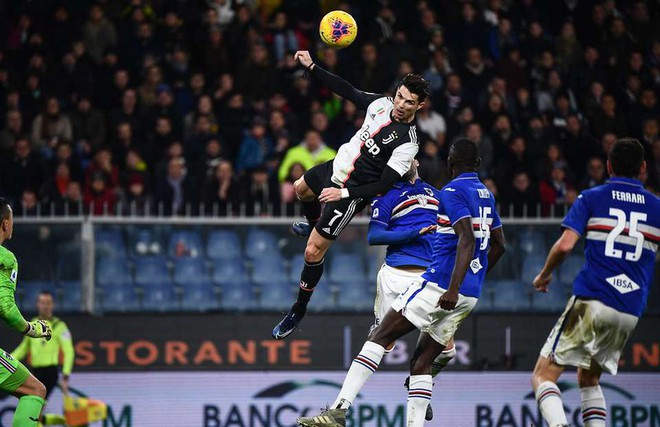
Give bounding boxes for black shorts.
[32,366,59,398]
[303,160,368,240]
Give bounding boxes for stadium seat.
[288,254,305,283]
[181,287,218,312]
[245,229,279,259]
[520,255,547,286]
[491,280,532,312]
[211,258,249,287]
[141,284,177,311]
[473,287,495,312]
[532,282,571,312]
[559,255,585,285]
[168,230,203,258]
[252,253,286,287]
[128,228,165,257]
[366,252,385,278]
[206,230,242,260]
[18,281,56,308]
[56,243,82,281]
[134,256,170,288]
[329,253,366,284]
[306,280,337,313]
[173,258,209,287]
[219,283,256,311]
[97,283,139,313]
[258,281,294,311]
[94,229,126,258]
[337,283,373,312]
[517,230,546,256]
[58,281,82,312]
[96,256,132,288]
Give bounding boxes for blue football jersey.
[422,172,502,298]
[562,177,660,317]
[370,179,441,267]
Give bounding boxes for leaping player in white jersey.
[273,51,430,340]
[531,138,660,427]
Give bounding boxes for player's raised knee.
[294,178,314,201]
[304,241,325,262]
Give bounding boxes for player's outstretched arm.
[295,50,381,110]
[532,229,580,292]
[486,227,506,273]
[438,217,475,310]
[367,221,436,246]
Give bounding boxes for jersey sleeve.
[387,141,419,177]
[561,192,590,236]
[370,196,393,227]
[439,187,471,225]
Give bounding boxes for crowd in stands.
[0,0,658,217]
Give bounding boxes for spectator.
[202,26,230,78]
[84,172,117,215]
[155,156,196,216]
[560,115,597,180]
[83,4,117,65]
[0,138,45,204]
[70,97,106,154]
[580,157,607,190]
[554,21,582,72]
[138,65,165,109]
[629,88,659,134]
[280,162,306,204]
[416,100,447,148]
[590,93,629,138]
[537,143,568,182]
[521,21,552,65]
[496,135,531,187]
[264,11,300,64]
[146,84,182,137]
[436,73,465,119]
[108,89,143,140]
[236,44,276,102]
[461,47,492,107]
[512,87,537,127]
[501,171,540,217]
[185,114,217,163]
[17,189,39,217]
[540,165,574,215]
[488,17,518,61]
[244,166,280,216]
[495,48,528,95]
[0,110,23,155]
[84,149,119,195]
[112,122,143,168]
[236,118,273,173]
[119,149,151,214]
[183,95,217,141]
[57,181,84,215]
[465,122,494,177]
[51,141,82,183]
[40,163,73,206]
[202,160,241,215]
[166,47,192,91]
[423,49,452,95]
[195,138,226,181]
[31,98,73,155]
[351,43,387,94]
[277,130,335,183]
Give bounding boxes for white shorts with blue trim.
[540,296,638,375]
[374,264,425,326]
[390,279,477,346]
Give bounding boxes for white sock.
[332,341,385,409]
[431,345,456,377]
[407,374,432,427]
[536,381,568,427]
[581,385,606,426]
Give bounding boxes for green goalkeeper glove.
[24,320,52,341]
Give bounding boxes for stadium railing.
[13,209,660,315]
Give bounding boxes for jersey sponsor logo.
[424,188,433,196]
[469,258,483,274]
[382,131,398,145]
[416,195,428,207]
[10,269,16,283]
[605,274,640,294]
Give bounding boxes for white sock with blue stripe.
[536,381,568,427]
[332,341,385,409]
[407,374,432,427]
[581,385,606,426]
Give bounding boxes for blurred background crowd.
[0,0,658,217]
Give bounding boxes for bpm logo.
[476,380,659,427]
[204,380,405,427]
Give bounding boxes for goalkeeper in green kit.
[0,198,53,427]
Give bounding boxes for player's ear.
[640,160,647,177]
[476,157,482,168]
[416,101,425,111]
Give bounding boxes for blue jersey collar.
[607,177,643,187]
[393,178,423,189]
[452,172,479,181]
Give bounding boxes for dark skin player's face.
[392,85,424,123]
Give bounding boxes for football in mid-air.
[319,10,357,48]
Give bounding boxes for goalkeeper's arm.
[0,283,51,339]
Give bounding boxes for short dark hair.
[449,138,480,170]
[0,198,11,221]
[398,74,430,103]
[38,290,53,298]
[608,138,645,178]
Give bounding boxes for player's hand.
[294,50,314,69]
[60,375,70,395]
[319,187,342,203]
[533,272,552,293]
[419,225,437,236]
[24,320,52,341]
[437,288,459,311]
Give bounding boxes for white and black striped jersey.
[331,96,419,188]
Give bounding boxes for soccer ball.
[319,10,357,48]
